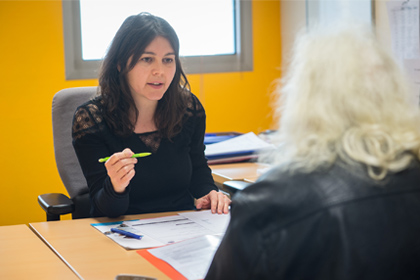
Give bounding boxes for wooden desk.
[29,212,182,280]
[24,164,268,279]
[0,224,78,280]
[211,162,271,185]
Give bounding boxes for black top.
[72,92,217,218]
[205,160,420,280]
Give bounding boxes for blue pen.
[111,228,143,239]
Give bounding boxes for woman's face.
[126,36,176,105]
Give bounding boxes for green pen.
[98,152,152,163]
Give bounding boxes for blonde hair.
[269,25,420,180]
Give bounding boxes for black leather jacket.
[205,161,420,280]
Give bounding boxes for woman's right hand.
[104,148,138,193]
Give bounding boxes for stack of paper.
[204,132,241,145]
[138,211,231,280]
[142,234,223,280]
[205,132,275,164]
[93,211,231,279]
[91,210,230,250]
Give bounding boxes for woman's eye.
[140,57,152,63]
[163,58,174,64]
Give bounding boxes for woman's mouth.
[148,82,164,89]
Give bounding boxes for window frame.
[62,0,253,80]
[305,0,375,28]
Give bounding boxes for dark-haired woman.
[72,13,230,218]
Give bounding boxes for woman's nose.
[152,61,164,75]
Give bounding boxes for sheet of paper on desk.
[125,215,214,245]
[91,220,164,250]
[92,211,230,250]
[205,132,275,157]
[147,234,223,280]
[125,210,230,244]
[178,210,230,233]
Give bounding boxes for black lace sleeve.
[186,92,205,118]
[72,99,104,140]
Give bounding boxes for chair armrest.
[222,180,251,196]
[38,193,75,221]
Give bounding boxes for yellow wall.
[0,0,281,226]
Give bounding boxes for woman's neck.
[133,99,158,134]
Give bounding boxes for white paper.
[92,211,230,249]
[387,0,420,61]
[148,234,223,280]
[178,210,230,234]
[205,132,275,156]
[125,215,219,244]
[403,58,420,106]
[91,220,164,249]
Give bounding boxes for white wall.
[280,0,306,70]
[374,0,392,52]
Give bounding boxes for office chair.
[38,87,97,221]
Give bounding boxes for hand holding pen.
[101,148,151,193]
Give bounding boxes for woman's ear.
[117,64,121,72]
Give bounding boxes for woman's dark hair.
[98,12,189,139]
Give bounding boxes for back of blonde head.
[271,25,420,180]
